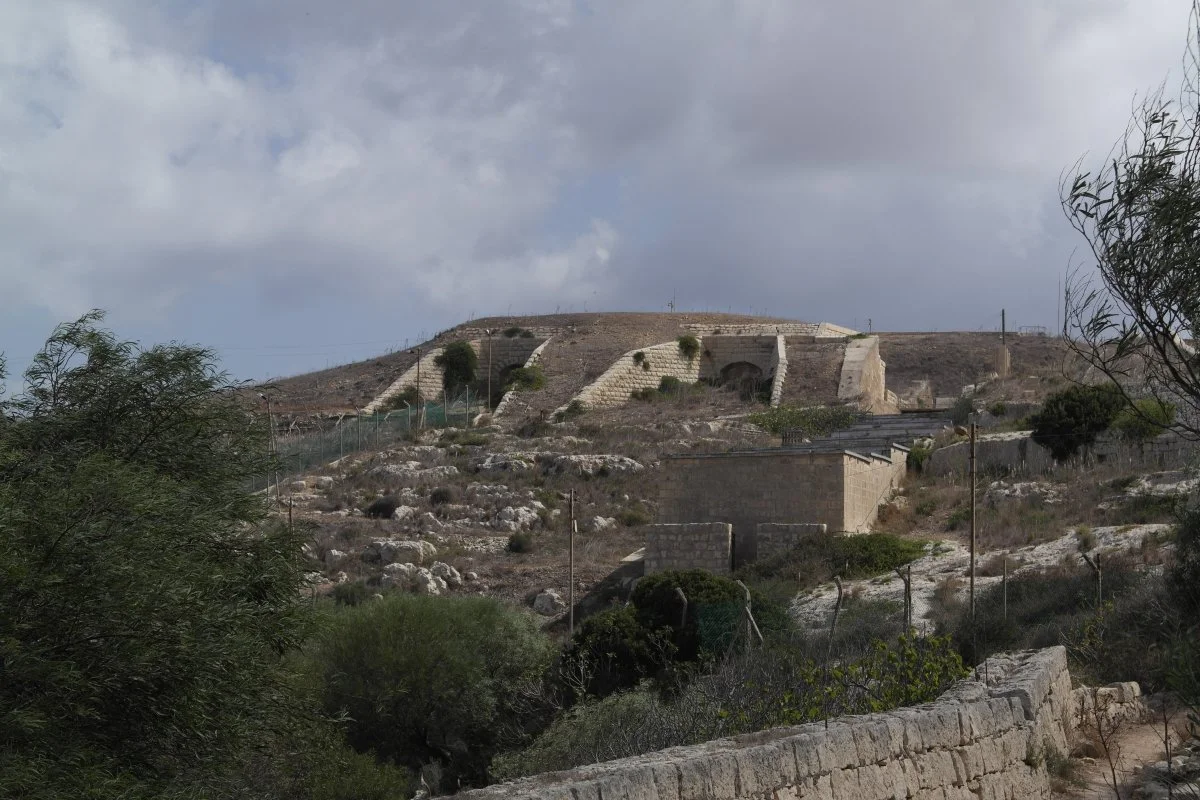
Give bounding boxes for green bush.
[658,375,684,394]
[677,335,701,361]
[738,533,927,591]
[434,341,478,394]
[385,385,421,410]
[332,580,375,607]
[631,387,660,402]
[632,351,646,365]
[310,595,555,792]
[505,365,546,392]
[1111,397,1176,442]
[502,326,525,338]
[617,507,652,526]
[950,395,975,426]
[747,404,861,437]
[1030,383,1126,460]
[907,444,932,472]
[506,531,535,553]
[988,401,1008,417]
[554,400,586,422]
[430,486,456,506]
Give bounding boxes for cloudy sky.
[0,0,1193,382]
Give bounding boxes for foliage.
[434,341,478,394]
[310,595,556,792]
[505,365,546,392]
[950,395,974,426]
[554,400,586,422]
[748,404,862,437]
[907,444,932,472]
[506,530,536,553]
[1111,397,1176,442]
[0,312,318,798]
[438,429,490,447]
[562,606,676,699]
[430,486,456,506]
[677,334,701,361]
[1030,383,1126,460]
[632,351,646,365]
[332,580,375,607]
[616,507,652,527]
[988,401,1008,416]
[502,326,532,338]
[1170,506,1200,617]
[738,533,927,591]
[384,385,421,411]
[1061,10,1200,440]
[497,633,964,780]
[658,375,684,394]
[365,495,400,519]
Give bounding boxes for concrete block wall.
[455,646,1079,800]
[644,523,734,575]
[565,340,702,411]
[659,451,850,565]
[756,522,828,560]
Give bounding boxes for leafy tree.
[0,312,321,798]
[1029,383,1126,460]
[1111,397,1176,441]
[1061,0,1200,439]
[434,340,478,395]
[310,594,556,792]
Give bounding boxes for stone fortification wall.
[698,336,779,381]
[660,450,851,565]
[361,347,446,414]
[838,336,890,412]
[565,341,701,411]
[491,338,553,419]
[756,522,828,560]
[456,646,1077,800]
[478,337,545,386]
[843,448,907,532]
[644,523,733,575]
[683,321,859,338]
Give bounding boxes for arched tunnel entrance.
[719,361,768,401]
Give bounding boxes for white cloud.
[0,0,1194,346]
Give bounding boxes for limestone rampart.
[644,523,734,574]
[455,646,1079,800]
[838,336,890,412]
[564,341,702,411]
[492,338,553,419]
[769,335,788,407]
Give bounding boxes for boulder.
[413,568,447,596]
[494,506,540,532]
[324,549,347,569]
[430,561,463,588]
[474,453,538,472]
[314,476,335,491]
[543,454,645,477]
[418,512,444,532]
[380,562,419,589]
[588,516,617,533]
[532,589,566,616]
[362,538,437,565]
[392,505,417,522]
[289,479,309,491]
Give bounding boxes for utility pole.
[568,490,576,641]
[410,346,423,427]
[485,330,494,412]
[969,421,977,622]
[1001,309,1006,348]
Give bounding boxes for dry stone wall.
[929,430,1199,477]
[455,646,1078,800]
[644,523,734,574]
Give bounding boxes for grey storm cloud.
[0,0,1192,355]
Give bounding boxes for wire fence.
[257,399,486,491]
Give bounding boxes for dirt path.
[1058,708,1185,800]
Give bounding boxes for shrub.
[988,401,1008,417]
[632,351,646,365]
[434,341,478,394]
[1111,397,1176,442]
[658,375,684,394]
[950,395,975,426]
[385,385,421,410]
[945,507,970,531]
[616,507,652,527]
[310,595,556,792]
[631,387,660,402]
[677,334,701,361]
[520,329,536,338]
[907,444,932,472]
[738,533,927,591]
[747,404,861,437]
[332,580,374,607]
[430,487,456,506]
[554,400,586,422]
[502,326,524,338]
[365,495,400,519]
[562,606,674,699]
[505,365,546,392]
[506,531,535,553]
[1030,383,1126,460]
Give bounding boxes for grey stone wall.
[756,522,828,560]
[659,450,850,566]
[838,336,891,412]
[455,646,1078,800]
[929,430,1198,477]
[644,523,733,575]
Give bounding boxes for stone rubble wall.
[455,646,1078,800]
[644,523,734,575]
[563,340,702,411]
[755,522,828,560]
